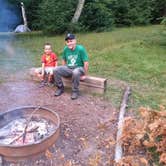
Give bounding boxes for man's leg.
[71,67,84,100]
[54,66,72,96]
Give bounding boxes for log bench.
[29,68,107,94]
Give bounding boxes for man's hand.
[80,75,86,81]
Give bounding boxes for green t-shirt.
[62,45,89,68]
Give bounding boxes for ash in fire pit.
[0,117,55,145]
[0,106,60,161]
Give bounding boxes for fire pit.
[0,106,60,161]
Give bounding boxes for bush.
[110,0,153,26]
[36,0,77,34]
[161,17,166,26]
[80,1,114,31]
[117,106,166,165]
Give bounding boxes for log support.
[29,68,107,94]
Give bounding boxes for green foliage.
[7,0,166,34]
[150,0,166,23]
[109,0,153,26]
[80,0,114,31]
[161,17,166,26]
[35,0,77,34]
[65,22,87,33]
[160,17,166,38]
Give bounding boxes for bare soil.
[0,80,118,166]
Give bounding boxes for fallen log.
[29,67,107,94]
[114,86,131,162]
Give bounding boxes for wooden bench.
[29,68,107,94]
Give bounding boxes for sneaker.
[48,82,54,87]
[54,88,64,96]
[71,92,79,100]
[39,80,47,88]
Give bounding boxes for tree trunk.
[71,0,85,23]
[21,2,27,26]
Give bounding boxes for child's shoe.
[39,80,47,88]
[48,82,54,87]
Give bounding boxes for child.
[35,43,58,87]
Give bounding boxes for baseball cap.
[65,33,75,41]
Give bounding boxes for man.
[54,33,89,100]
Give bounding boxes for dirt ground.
[0,79,118,166]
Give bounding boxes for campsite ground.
[0,78,118,166]
[0,25,165,165]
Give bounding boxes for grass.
[0,25,165,110]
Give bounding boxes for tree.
[109,0,153,26]
[71,0,85,23]
[150,0,166,23]
[8,0,166,33]
[36,0,77,34]
[80,0,114,31]
[8,0,42,30]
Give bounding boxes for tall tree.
[8,0,166,33]
[80,0,114,31]
[36,0,77,34]
[8,0,42,29]
[150,0,166,23]
[72,0,85,23]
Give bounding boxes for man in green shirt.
[54,33,89,100]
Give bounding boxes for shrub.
[117,106,166,165]
[80,1,114,31]
[161,17,166,26]
[36,0,77,34]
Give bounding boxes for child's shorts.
[35,67,56,75]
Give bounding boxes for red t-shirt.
[41,52,58,67]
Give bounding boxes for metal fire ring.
[0,106,60,162]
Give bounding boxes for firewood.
[22,106,41,143]
[9,126,39,144]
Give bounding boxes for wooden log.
[29,68,39,81]
[62,76,107,94]
[29,68,107,94]
[114,86,131,162]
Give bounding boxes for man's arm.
[62,59,66,65]
[84,61,89,75]
[80,61,89,80]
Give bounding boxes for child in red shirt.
[35,43,58,87]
